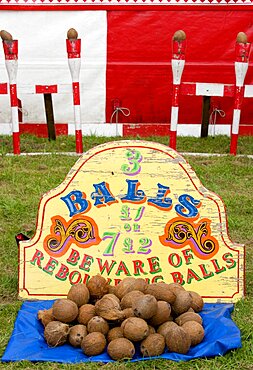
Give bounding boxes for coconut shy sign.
[18,140,245,302]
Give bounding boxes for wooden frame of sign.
[18,140,245,303]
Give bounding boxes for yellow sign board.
[18,140,245,302]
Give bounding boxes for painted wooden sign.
[18,140,244,302]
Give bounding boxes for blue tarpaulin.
[1,301,241,363]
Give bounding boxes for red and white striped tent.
[0,0,253,140]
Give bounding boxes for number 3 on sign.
[121,149,143,176]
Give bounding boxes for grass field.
[0,134,253,370]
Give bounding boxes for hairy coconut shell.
[0,30,13,41]
[167,282,185,294]
[157,321,177,338]
[87,316,109,335]
[77,304,96,325]
[102,293,120,304]
[121,317,149,342]
[141,333,165,357]
[175,312,203,326]
[187,307,195,313]
[181,321,205,346]
[107,338,135,360]
[120,290,144,309]
[81,332,107,356]
[172,290,193,315]
[44,321,69,347]
[114,277,147,299]
[173,30,186,41]
[131,278,147,292]
[107,327,124,343]
[189,291,204,312]
[237,32,247,43]
[68,324,87,347]
[87,274,109,301]
[145,283,176,304]
[67,28,78,40]
[122,307,135,319]
[148,325,156,335]
[52,299,78,323]
[37,308,55,327]
[149,301,172,327]
[95,295,124,321]
[67,284,90,307]
[108,285,117,295]
[166,326,191,354]
[132,294,158,320]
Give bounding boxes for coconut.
[68,324,87,347]
[181,321,205,346]
[157,321,177,338]
[132,294,158,320]
[114,277,147,299]
[108,285,117,295]
[107,327,124,343]
[122,307,135,319]
[237,32,247,44]
[172,290,193,316]
[175,312,203,326]
[189,291,204,312]
[167,282,185,294]
[173,30,186,42]
[141,333,165,357]
[67,284,90,307]
[87,316,109,335]
[145,283,176,304]
[52,299,78,323]
[67,28,78,40]
[166,326,191,354]
[77,304,96,325]
[0,30,13,41]
[148,325,156,335]
[87,274,109,301]
[121,317,149,342]
[120,290,145,309]
[81,332,107,356]
[107,338,135,360]
[95,295,125,321]
[187,307,195,313]
[102,293,120,304]
[44,321,69,347]
[149,301,172,327]
[37,308,55,327]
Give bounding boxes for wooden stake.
[201,96,211,138]
[43,93,56,141]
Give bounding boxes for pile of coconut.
[38,276,205,360]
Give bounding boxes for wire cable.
[209,108,225,137]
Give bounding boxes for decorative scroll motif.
[159,217,219,260]
[0,0,251,5]
[43,215,101,257]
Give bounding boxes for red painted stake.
[67,37,83,154]
[170,31,186,150]
[2,39,20,155]
[230,39,251,155]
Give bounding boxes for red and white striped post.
[66,28,83,154]
[169,30,186,150]
[230,32,251,155]
[1,30,20,155]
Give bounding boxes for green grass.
[0,134,253,369]
[0,134,253,156]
